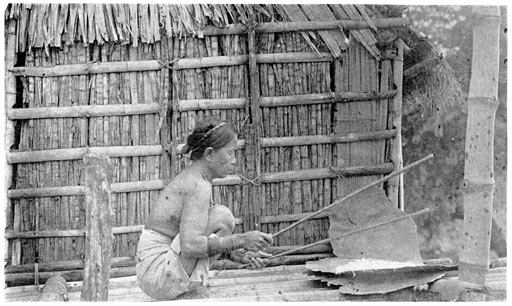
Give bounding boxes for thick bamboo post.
[459,6,501,286]
[387,39,404,210]
[5,18,19,265]
[81,153,113,301]
[244,24,262,231]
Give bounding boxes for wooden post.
[81,153,113,301]
[387,39,404,210]
[244,24,262,231]
[459,6,501,286]
[5,18,20,265]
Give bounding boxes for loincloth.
[136,229,209,300]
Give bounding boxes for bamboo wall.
[5,30,400,267]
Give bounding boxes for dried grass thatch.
[5,3,380,58]
[365,5,463,115]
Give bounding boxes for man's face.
[210,136,238,179]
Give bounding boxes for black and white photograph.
[1,1,508,302]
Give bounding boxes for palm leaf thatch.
[5,3,380,59]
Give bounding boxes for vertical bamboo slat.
[126,45,140,257]
[387,40,404,209]
[5,19,20,265]
[380,60,392,196]
[245,27,261,232]
[159,35,171,181]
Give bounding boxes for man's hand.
[239,231,273,252]
[230,250,272,269]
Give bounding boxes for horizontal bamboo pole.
[7,145,163,164]
[260,130,396,147]
[257,52,333,63]
[260,212,330,224]
[260,90,397,108]
[7,180,166,199]
[215,164,393,185]
[111,180,166,193]
[177,97,247,111]
[11,52,334,77]
[177,90,397,111]
[260,163,394,184]
[8,104,161,120]
[10,60,162,77]
[176,129,396,153]
[4,267,136,288]
[174,55,247,69]
[175,53,333,69]
[200,17,412,35]
[8,186,85,199]
[5,257,136,274]
[4,225,144,239]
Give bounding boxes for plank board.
[4,265,506,302]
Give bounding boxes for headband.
[196,122,226,145]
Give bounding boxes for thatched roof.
[5,3,380,58]
[365,5,463,113]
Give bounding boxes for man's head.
[183,117,238,178]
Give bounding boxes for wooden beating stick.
[271,153,434,238]
[268,207,431,260]
[239,208,431,268]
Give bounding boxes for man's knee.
[207,205,235,237]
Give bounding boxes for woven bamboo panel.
[8,37,394,264]
[334,35,391,200]
[257,32,333,246]
[12,42,165,263]
[14,46,89,264]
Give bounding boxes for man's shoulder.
[166,170,210,194]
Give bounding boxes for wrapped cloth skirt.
[136,229,209,300]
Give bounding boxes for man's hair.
[182,117,237,160]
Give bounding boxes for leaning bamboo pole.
[267,208,431,260]
[459,6,501,286]
[272,154,432,238]
[5,18,18,265]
